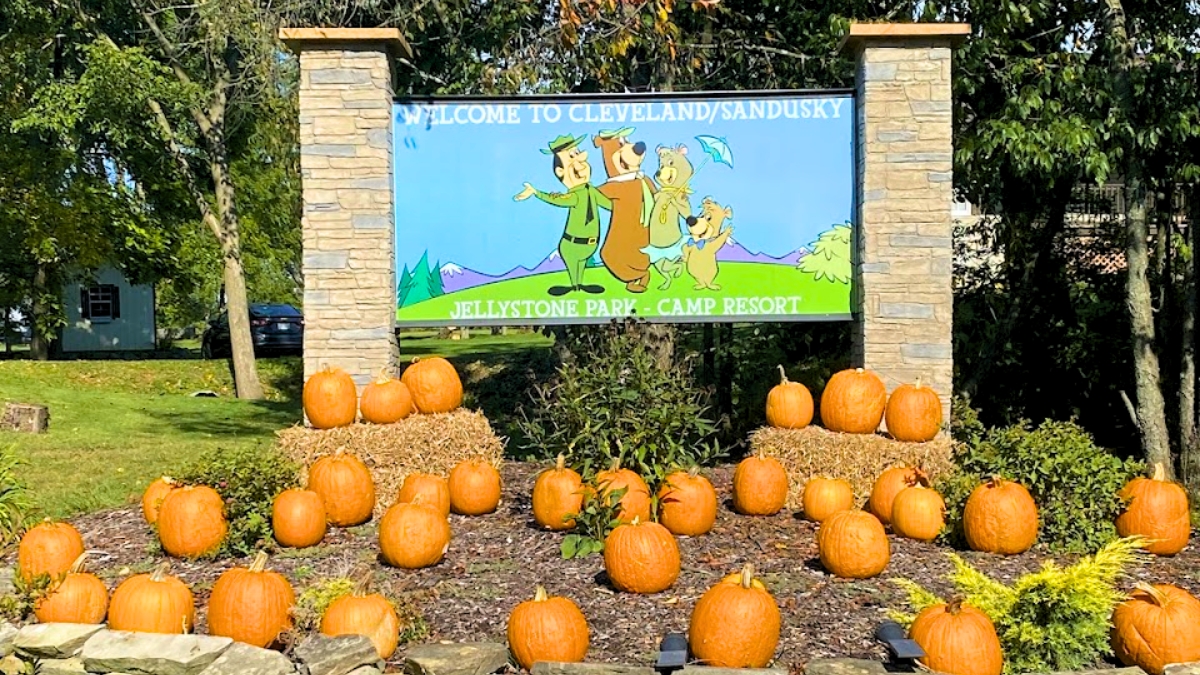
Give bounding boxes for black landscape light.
[875,620,925,662]
[655,632,689,672]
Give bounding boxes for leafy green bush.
[519,319,722,487]
[175,444,299,556]
[892,537,1147,673]
[937,413,1143,553]
[560,487,626,560]
[0,444,31,549]
[292,576,356,632]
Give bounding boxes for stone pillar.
[845,23,970,424]
[282,29,411,386]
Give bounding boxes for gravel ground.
[26,462,1200,673]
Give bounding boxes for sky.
[393,95,854,276]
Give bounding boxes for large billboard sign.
[393,92,854,326]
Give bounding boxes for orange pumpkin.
[963,477,1038,555]
[448,459,502,515]
[272,487,327,548]
[910,600,1004,675]
[658,469,718,537]
[17,519,85,582]
[766,365,813,429]
[603,518,681,594]
[207,551,295,648]
[1116,462,1191,556]
[732,455,789,516]
[141,476,180,524]
[532,455,584,531]
[303,366,358,429]
[891,484,946,542]
[397,472,451,517]
[1111,582,1200,674]
[817,509,890,579]
[688,564,781,668]
[309,451,376,527]
[401,356,463,414]
[33,553,108,624]
[868,466,927,526]
[507,585,590,670]
[321,573,401,659]
[359,369,414,424]
[802,477,855,523]
[594,461,652,524]
[379,499,452,569]
[820,368,887,434]
[885,379,943,442]
[108,562,195,634]
[157,485,228,559]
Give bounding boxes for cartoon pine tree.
[399,251,445,308]
[397,264,412,303]
[797,223,852,284]
[430,259,445,296]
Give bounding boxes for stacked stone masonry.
[299,45,398,386]
[851,39,955,423]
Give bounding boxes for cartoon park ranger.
[514,133,613,296]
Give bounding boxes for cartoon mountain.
[438,250,567,294]
[717,239,810,265]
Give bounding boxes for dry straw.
[749,426,953,508]
[277,409,504,516]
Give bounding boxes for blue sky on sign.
[392,97,854,276]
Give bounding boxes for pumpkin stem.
[631,516,641,526]
[375,366,392,383]
[946,597,963,615]
[689,466,701,478]
[410,357,421,364]
[353,569,375,596]
[777,364,789,383]
[1151,462,1166,481]
[1134,582,1168,606]
[609,458,621,472]
[556,454,566,471]
[855,367,864,373]
[68,552,89,574]
[249,551,269,573]
[149,561,172,583]
[534,585,549,602]
[740,563,755,589]
[914,377,923,389]
[987,475,1004,488]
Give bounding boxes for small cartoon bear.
[642,144,694,290]
[682,197,734,291]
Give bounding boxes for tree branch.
[146,96,223,244]
[134,2,215,137]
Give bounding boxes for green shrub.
[519,319,722,487]
[292,576,356,632]
[175,444,299,556]
[560,487,626,560]
[937,414,1142,553]
[892,537,1147,673]
[0,444,31,549]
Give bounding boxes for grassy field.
[0,330,550,519]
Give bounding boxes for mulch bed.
[38,462,1200,673]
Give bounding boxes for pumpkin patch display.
[321,574,401,659]
[398,472,452,517]
[207,551,295,648]
[108,562,195,634]
[732,454,789,516]
[379,498,452,569]
[533,455,585,530]
[766,365,813,429]
[817,509,890,579]
[33,553,108,625]
[963,477,1038,555]
[401,356,463,414]
[449,459,502,515]
[1111,583,1200,674]
[507,585,590,670]
[688,563,781,668]
[156,485,228,559]
[658,469,718,536]
[868,466,927,526]
[141,476,180,524]
[1115,463,1191,556]
[272,487,327,549]
[303,367,358,429]
[17,519,85,582]
[891,484,946,542]
[359,370,414,424]
[885,379,943,442]
[309,451,376,527]
[802,477,854,523]
[909,600,1004,675]
[603,518,681,594]
[595,461,652,524]
[819,368,887,434]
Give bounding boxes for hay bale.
[277,409,504,515]
[749,426,954,508]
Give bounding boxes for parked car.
[201,303,303,358]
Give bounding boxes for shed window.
[80,285,121,323]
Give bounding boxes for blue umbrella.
[695,134,734,169]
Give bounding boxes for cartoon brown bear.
[594,128,656,293]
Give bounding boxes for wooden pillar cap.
[279,27,413,59]
[839,22,971,53]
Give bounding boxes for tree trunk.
[1181,187,1200,497]
[29,263,50,361]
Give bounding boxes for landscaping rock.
[530,664,654,675]
[803,660,886,675]
[37,657,88,675]
[0,655,24,675]
[405,642,510,675]
[293,634,380,675]
[14,623,104,659]
[348,668,383,675]
[681,668,788,675]
[1166,663,1200,675]
[0,623,16,658]
[199,642,295,675]
[81,630,232,675]
[0,568,14,597]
